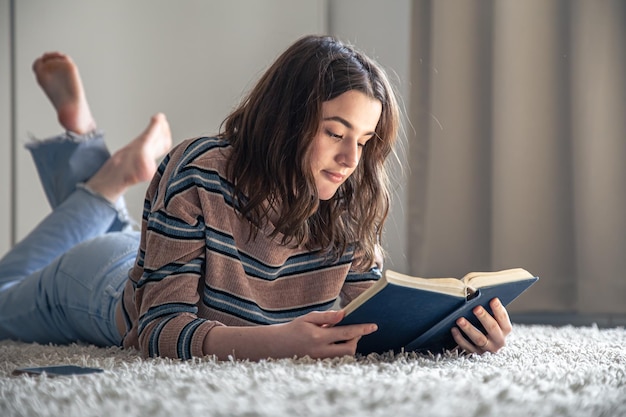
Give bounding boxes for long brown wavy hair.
[220,35,400,271]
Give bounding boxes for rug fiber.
[1,324,625,417]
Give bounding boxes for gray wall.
[1,0,411,273]
[0,0,11,256]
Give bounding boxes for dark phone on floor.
[12,365,104,377]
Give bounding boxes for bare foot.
[86,113,172,203]
[32,52,96,134]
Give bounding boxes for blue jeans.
[0,131,138,346]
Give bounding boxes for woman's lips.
[323,170,345,183]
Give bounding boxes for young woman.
[0,35,512,360]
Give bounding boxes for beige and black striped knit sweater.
[116,136,380,359]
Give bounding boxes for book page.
[462,268,533,288]
[385,270,467,297]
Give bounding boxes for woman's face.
[309,90,382,200]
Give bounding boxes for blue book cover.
[337,268,538,355]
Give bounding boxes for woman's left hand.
[451,297,512,354]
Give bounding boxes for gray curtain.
[407,0,625,314]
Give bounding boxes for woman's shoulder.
[155,136,235,210]
[175,136,230,159]
[168,136,231,171]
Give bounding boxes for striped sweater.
[117,136,381,359]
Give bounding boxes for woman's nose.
[338,139,359,168]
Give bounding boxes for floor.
[510,312,626,328]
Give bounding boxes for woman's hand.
[450,298,512,354]
[271,310,378,359]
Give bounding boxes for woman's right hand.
[270,310,378,359]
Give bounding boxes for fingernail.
[457,318,466,326]
[474,306,484,315]
[371,324,378,332]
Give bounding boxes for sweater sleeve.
[131,139,221,359]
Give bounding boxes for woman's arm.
[203,310,378,360]
[129,139,218,359]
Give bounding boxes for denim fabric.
[0,131,137,346]
[25,130,110,209]
[24,130,136,231]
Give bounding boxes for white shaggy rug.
[1,324,625,417]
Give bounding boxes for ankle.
[84,155,129,203]
[77,182,117,205]
[58,105,96,135]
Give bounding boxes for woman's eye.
[326,129,343,139]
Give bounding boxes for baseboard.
[510,312,626,328]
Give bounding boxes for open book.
[337,268,538,355]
